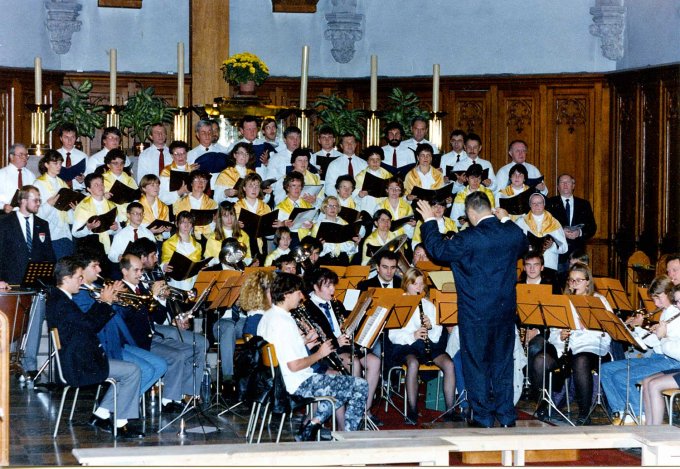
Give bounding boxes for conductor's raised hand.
[416,199,435,220]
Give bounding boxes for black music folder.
[315,155,338,180]
[498,189,537,215]
[410,183,454,202]
[58,158,86,182]
[380,162,415,179]
[166,252,212,281]
[77,207,117,234]
[53,188,86,211]
[339,206,360,224]
[238,208,279,238]
[108,180,141,205]
[288,206,314,221]
[361,172,389,198]
[190,209,217,226]
[261,178,277,190]
[527,232,556,254]
[169,170,192,192]
[316,222,360,244]
[390,215,415,232]
[146,219,175,231]
[527,175,544,188]
[444,165,466,181]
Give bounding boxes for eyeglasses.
[567,277,587,285]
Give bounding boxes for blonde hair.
[238,270,274,311]
[321,196,340,214]
[563,262,594,295]
[401,267,427,295]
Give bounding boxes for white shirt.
[389,298,443,346]
[381,142,416,168]
[266,147,293,182]
[85,148,132,176]
[108,224,155,263]
[310,292,341,338]
[15,211,33,244]
[495,161,548,197]
[159,164,190,206]
[34,175,74,241]
[136,145,171,184]
[257,305,314,394]
[452,156,497,192]
[57,147,88,191]
[0,164,36,205]
[402,138,439,155]
[311,148,342,170]
[549,293,612,357]
[324,155,368,197]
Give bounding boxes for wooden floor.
[7,375,617,466]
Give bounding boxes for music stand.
[637,287,658,319]
[20,262,54,289]
[594,278,634,316]
[516,285,575,424]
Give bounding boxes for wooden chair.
[384,363,444,416]
[662,388,680,426]
[50,328,118,438]
[626,251,652,307]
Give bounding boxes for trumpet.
[161,285,197,303]
[80,284,156,310]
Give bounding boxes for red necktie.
[347,158,353,177]
[17,168,22,188]
[135,285,141,295]
[392,148,397,167]
[158,148,165,174]
[65,152,73,188]
[133,228,139,241]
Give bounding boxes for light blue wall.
[230,0,615,78]
[0,0,189,74]
[618,0,680,70]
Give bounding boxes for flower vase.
[238,80,256,96]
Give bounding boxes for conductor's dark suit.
[545,195,596,266]
[422,215,528,427]
[0,212,55,284]
[356,275,402,291]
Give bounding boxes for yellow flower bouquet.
[221,52,270,86]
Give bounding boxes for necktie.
[17,168,22,188]
[25,217,32,256]
[347,158,353,177]
[320,302,335,333]
[392,148,397,167]
[382,283,389,288]
[326,152,331,158]
[205,147,210,152]
[565,199,571,226]
[133,228,139,241]
[456,153,460,163]
[135,285,141,295]
[158,148,165,174]
[65,152,73,187]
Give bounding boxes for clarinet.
[291,306,349,375]
[419,303,434,365]
[555,331,572,375]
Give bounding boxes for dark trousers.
[459,319,516,427]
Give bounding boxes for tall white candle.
[109,48,117,106]
[432,64,440,114]
[177,42,185,108]
[34,57,42,105]
[299,45,309,110]
[370,55,378,112]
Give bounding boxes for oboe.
[291,305,349,375]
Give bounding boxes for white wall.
[0,0,189,74]
[618,0,680,70]
[229,0,616,78]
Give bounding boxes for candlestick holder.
[27,104,52,156]
[428,111,447,152]
[296,110,311,149]
[173,107,191,143]
[105,105,123,129]
[365,112,380,147]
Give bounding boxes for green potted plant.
[313,93,365,141]
[220,52,269,95]
[119,85,176,153]
[381,88,430,138]
[47,79,106,140]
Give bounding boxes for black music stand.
[517,285,576,425]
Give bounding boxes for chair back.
[262,343,278,378]
[50,328,68,385]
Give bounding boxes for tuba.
[220,237,247,270]
[292,241,315,270]
[368,234,410,274]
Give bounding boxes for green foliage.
[47,80,105,139]
[381,88,430,138]
[313,94,365,140]
[119,86,176,142]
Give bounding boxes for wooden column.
[190,0,230,144]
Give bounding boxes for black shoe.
[367,413,384,427]
[88,415,113,434]
[467,419,492,428]
[295,421,321,442]
[23,370,38,382]
[501,422,516,428]
[535,402,549,422]
[116,423,145,439]
[162,401,186,413]
[405,408,418,426]
[576,415,591,426]
[319,427,333,441]
[444,410,466,422]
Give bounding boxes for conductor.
[416,192,528,427]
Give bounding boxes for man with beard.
[381,122,415,169]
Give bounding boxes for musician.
[172,169,217,242]
[667,255,680,286]
[404,143,444,199]
[108,202,155,264]
[85,127,131,176]
[102,149,139,217]
[240,269,274,337]
[533,263,612,425]
[0,185,56,378]
[71,173,123,260]
[265,126,301,182]
[495,163,532,211]
[374,177,416,239]
[311,126,342,176]
[46,256,144,438]
[362,209,397,266]
[159,140,195,205]
[264,226,291,267]
[262,117,282,148]
[136,123,171,184]
[402,117,439,154]
[257,272,368,440]
[440,130,468,190]
[34,150,75,259]
[273,148,323,207]
[214,142,255,204]
[641,284,680,425]
[137,174,172,241]
[412,243,431,266]
[274,171,314,246]
[494,140,548,198]
[545,174,597,277]
[451,163,495,229]
[187,119,227,166]
[312,196,359,266]
[357,250,402,290]
[336,175,359,210]
[0,144,36,213]
[388,268,458,424]
[234,172,273,260]
[451,133,496,192]
[412,198,457,250]
[417,193,529,428]
[204,201,252,266]
[324,134,367,198]
[117,253,202,413]
[161,210,202,291]
[354,146,393,212]
[274,254,297,274]
[381,122,416,169]
[72,250,167,399]
[56,124,88,191]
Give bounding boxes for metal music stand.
[516,284,576,425]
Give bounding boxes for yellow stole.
[160,162,197,178]
[454,186,495,208]
[139,195,170,223]
[377,197,413,219]
[404,166,444,195]
[338,196,357,210]
[36,174,70,224]
[413,217,457,244]
[161,234,202,265]
[235,198,271,216]
[215,166,253,188]
[204,228,252,260]
[499,184,529,197]
[103,171,138,191]
[173,194,218,239]
[522,211,562,236]
[74,196,118,250]
[277,197,313,237]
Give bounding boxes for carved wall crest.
[506,99,532,133]
[556,98,587,133]
[324,0,364,63]
[457,101,484,134]
[589,0,626,61]
[44,0,83,55]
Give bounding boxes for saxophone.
[291,305,349,375]
[419,303,434,365]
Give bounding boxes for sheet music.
[343,288,361,311]
[357,306,388,348]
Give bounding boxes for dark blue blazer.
[45,287,114,386]
[0,213,55,284]
[421,216,528,325]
